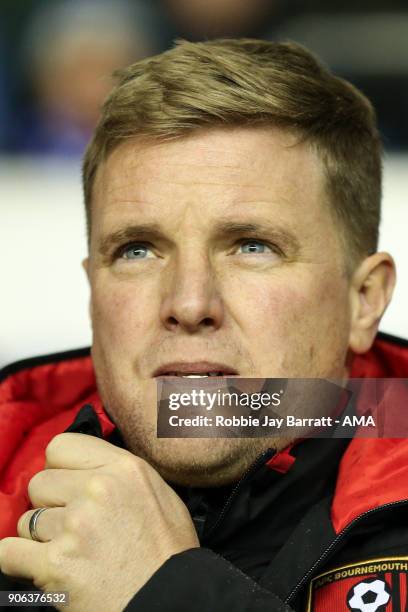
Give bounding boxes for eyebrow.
[98,220,300,258]
[98,223,166,257]
[212,221,300,254]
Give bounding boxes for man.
[0,38,407,611]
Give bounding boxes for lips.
[153,362,238,378]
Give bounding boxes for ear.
[348,252,396,354]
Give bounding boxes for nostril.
[166,316,215,328]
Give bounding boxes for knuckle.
[85,473,116,502]
[116,455,151,489]
[17,511,30,536]
[45,433,65,463]
[64,507,89,534]
[0,539,13,573]
[27,471,44,500]
[118,454,144,474]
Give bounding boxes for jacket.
[1,331,408,611]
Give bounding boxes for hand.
[0,433,199,611]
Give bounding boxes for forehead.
[92,126,327,229]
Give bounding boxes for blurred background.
[0,0,407,367]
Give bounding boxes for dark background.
[1,0,407,156]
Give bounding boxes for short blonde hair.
[83,38,382,262]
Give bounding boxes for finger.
[28,469,93,507]
[45,432,127,469]
[18,508,65,542]
[0,537,47,583]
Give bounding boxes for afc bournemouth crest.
[307,557,408,611]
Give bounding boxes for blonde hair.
[83,38,382,261]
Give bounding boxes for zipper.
[204,448,275,540]
[285,498,408,605]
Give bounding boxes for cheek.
[226,272,337,330]
[225,269,350,373]
[90,276,156,355]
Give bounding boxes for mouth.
[153,362,238,378]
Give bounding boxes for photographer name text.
[166,415,375,428]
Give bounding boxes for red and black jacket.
[1,332,408,611]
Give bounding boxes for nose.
[160,252,224,333]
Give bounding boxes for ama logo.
[342,416,376,427]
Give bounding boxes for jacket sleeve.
[123,548,294,612]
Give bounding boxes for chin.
[122,434,277,487]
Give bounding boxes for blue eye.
[239,241,271,254]
[121,244,153,260]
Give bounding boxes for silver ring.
[29,507,48,542]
